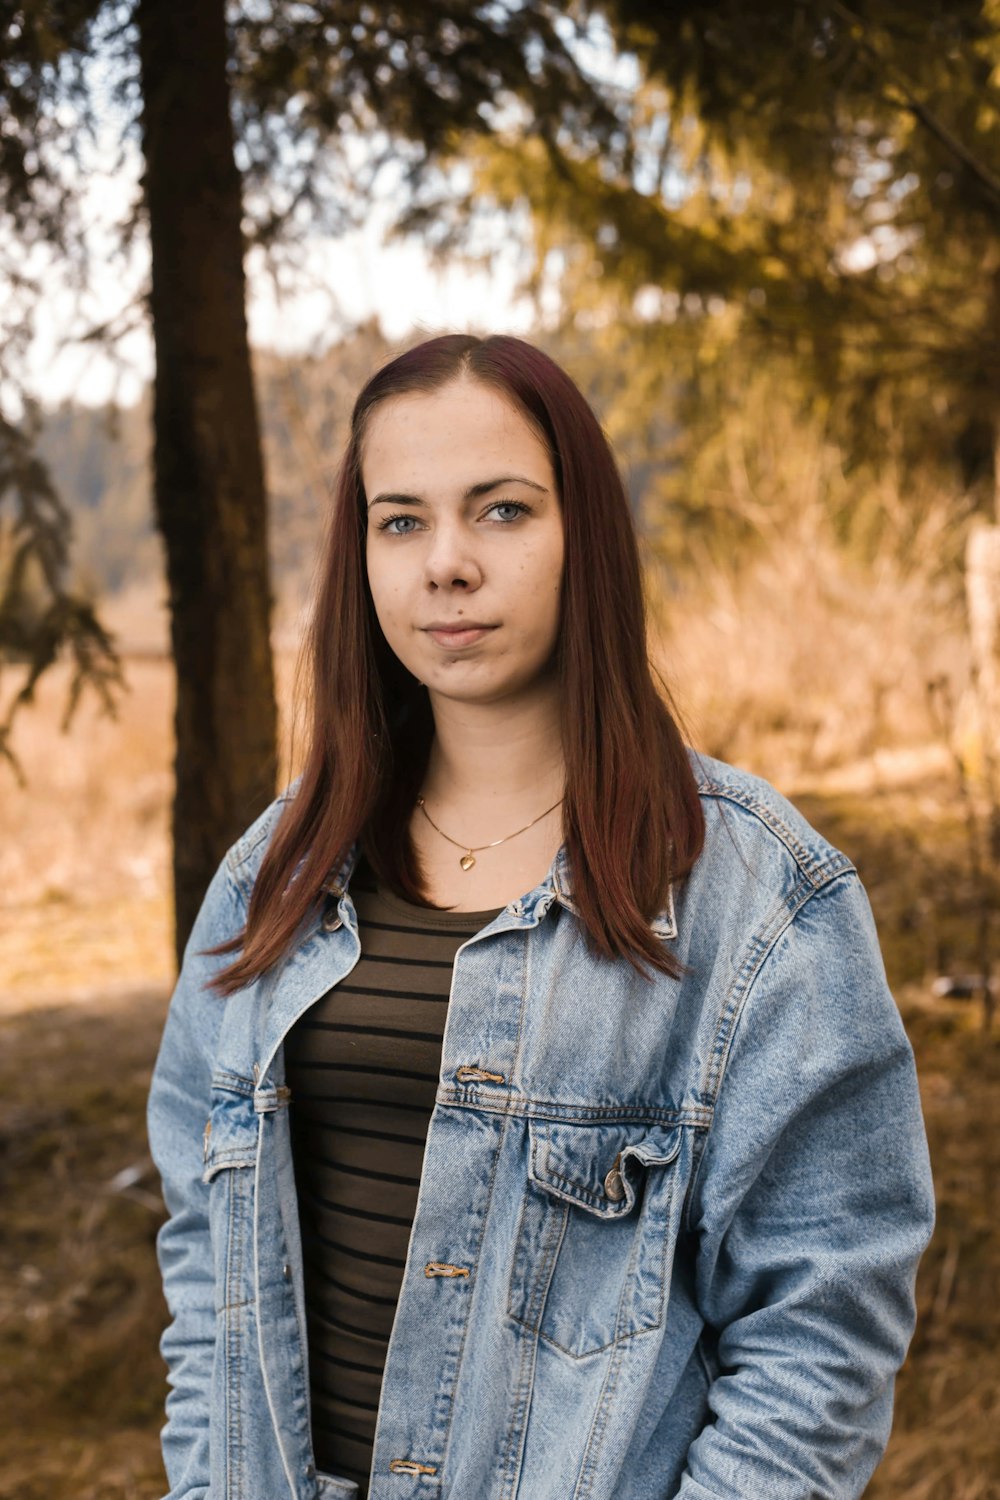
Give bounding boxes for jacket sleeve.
[677,870,935,1500]
[147,855,248,1500]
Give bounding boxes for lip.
[422,622,498,648]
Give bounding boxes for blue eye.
[487,500,530,523]
[378,513,420,534]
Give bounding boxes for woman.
[147,334,935,1500]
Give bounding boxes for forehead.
[361,377,552,486]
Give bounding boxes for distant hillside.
[37,397,161,596]
[37,320,397,602]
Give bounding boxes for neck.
[422,680,565,814]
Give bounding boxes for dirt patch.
[0,987,170,1499]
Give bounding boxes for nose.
[424,520,482,592]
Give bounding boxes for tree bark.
[136,0,277,966]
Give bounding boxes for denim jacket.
[147,754,934,1500]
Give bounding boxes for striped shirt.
[284,855,502,1496]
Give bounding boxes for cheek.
[526,538,564,613]
[375,594,406,648]
[366,551,404,618]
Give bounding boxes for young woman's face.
[362,376,564,709]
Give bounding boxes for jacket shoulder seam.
[224,784,298,902]
[696,777,854,886]
[703,863,860,1105]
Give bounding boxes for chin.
[429,672,549,709]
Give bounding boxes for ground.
[0,664,997,1497]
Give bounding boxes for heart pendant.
[460,853,476,872]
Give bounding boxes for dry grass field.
[1,648,997,1498]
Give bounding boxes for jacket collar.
[548,844,677,940]
[323,838,677,941]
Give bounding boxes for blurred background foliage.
[2,4,1000,1494]
[4,2,998,758]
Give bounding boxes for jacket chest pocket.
[506,1119,683,1360]
[202,1079,260,1315]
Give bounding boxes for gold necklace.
[415,794,564,871]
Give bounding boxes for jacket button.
[322,905,341,932]
[603,1154,625,1201]
[282,1262,292,1280]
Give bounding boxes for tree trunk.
[136,0,277,967]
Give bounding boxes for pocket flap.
[202,1079,259,1183]
[527,1119,681,1219]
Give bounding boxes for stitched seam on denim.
[226,783,297,877]
[685,917,802,1221]
[613,1187,647,1349]
[534,1131,682,1208]
[498,1307,536,1500]
[428,1108,510,1500]
[220,1177,231,1499]
[269,1076,315,1466]
[633,1157,679,1343]
[251,1123,299,1498]
[250,1122,301,1494]
[223,838,259,912]
[573,1333,627,1499]
[236,1172,248,1500]
[418,938,531,1497]
[684,867,858,1231]
[544,1177,610,1209]
[224,1171,242,1498]
[500,1200,567,1497]
[504,1193,534,1332]
[697,781,855,884]
[212,1070,255,1096]
[506,1188,567,1335]
[539,1154,626,1210]
[437,1096,713,1127]
[204,1153,256,1183]
[227,846,262,907]
[485,936,539,1500]
[578,1344,626,1498]
[536,1322,654,1359]
[528,1165,676,1360]
[702,868,849,1103]
[257,903,363,1088]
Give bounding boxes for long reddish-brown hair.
[209,333,704,994]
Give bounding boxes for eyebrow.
[366,474,549,511]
